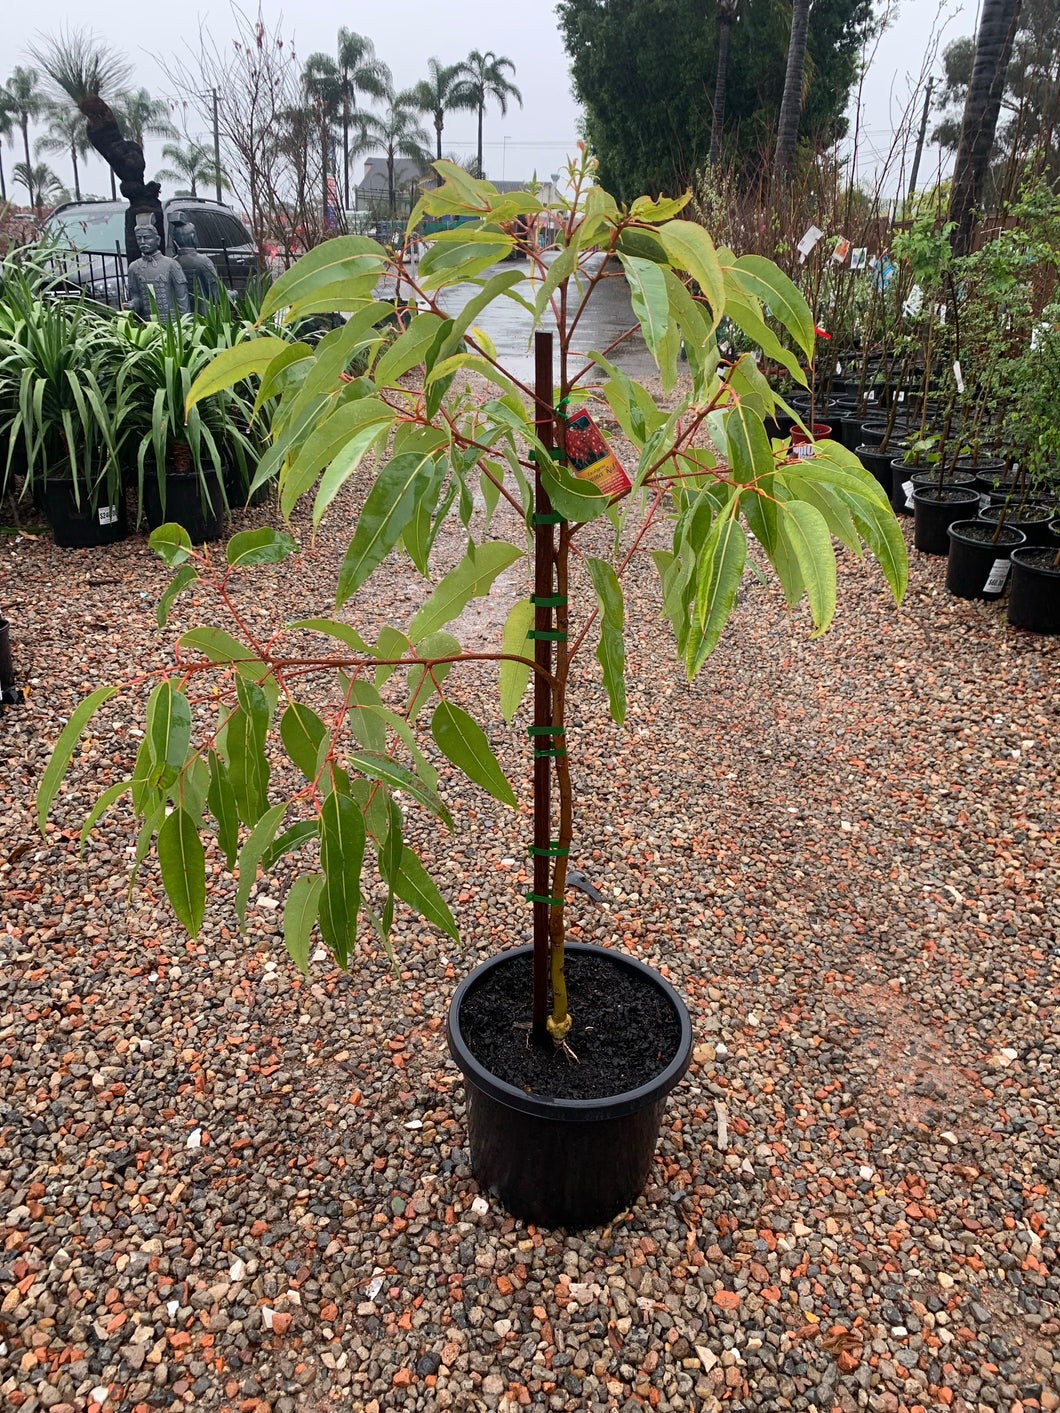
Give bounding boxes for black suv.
[45,198,261,307]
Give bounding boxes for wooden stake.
[532,330,554,1040]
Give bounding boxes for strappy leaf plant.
[39,153,907,1046]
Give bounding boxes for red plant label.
[562,412,632,498]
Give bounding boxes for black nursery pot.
[1008,546,1060,634]
[946,521,1026,600]
[912,486,981,555]
[446,943,693,1230]
[854,445,894,493]
[142,468,227,542]
[45,479,127,549]
[977,503,1056,548]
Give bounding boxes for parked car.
[44,198,262,307]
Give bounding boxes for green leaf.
[281,398,396,521]
[393,844,459,940]
[235,801,288,927]
[500,598,535,722]
[692,511,747,661]
[631,192,692,222]
[347,749,454,828]
[37,684,119,833]
[539,458,609,522]
[409,542,523,642]
[318,790,366,968]
[157,563,198,628]
[618,253,670,360]
[405,629,461,723]
[280,701,328,780]
[176,754,210,826]
[533,243,579,318]
[417,237,513,291]
[207,750,239,869]
[728,255,815,359]
[336,450,439,605]
[657,220,726,325]
[261,819,319,874]
[374,624,411,687]
[346,679,387,751]
[776,499,836,633]
[283,874,323,974]
[146,680,192,790]
[157,807,206,936]
[586,558,626,724]
[149,522,193,567]
[374,311,445,384]
[260,236,386,322]
[288,617,372,655]
[185,336,291,412]
[178,626,278,710]
[226,527,298,569]
[312,420,392,528]
[79,779,131,855]
[724,287,807,385]
[226,680,270,826]
[432,699,517,807]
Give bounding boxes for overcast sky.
[2,0,973,206]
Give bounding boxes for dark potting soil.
[459,950,682,1101]
[957,522,1023,546]
[914,487,978,503]
[1018,548,1060,574]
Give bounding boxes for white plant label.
[98,505,119,526]
[984,559,1011,594]
[793,443,817,459]
[898,390,906,402]
[903,479,915,509]
[979,493,992,511]
[954,360,965,393]
[797,225,825,260]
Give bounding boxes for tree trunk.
[322,125,329,228]
[342,79,351,210]
[0,149,6,202]
[477,102,484,177]
[948,0,1023,256]
[79,95,163,260]
[710,13,734,165]
[436,113,443,161]
[72,146,81,202]
[774,0,812,182]
[388,148,395,214]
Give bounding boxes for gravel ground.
[1,440,1059,1413]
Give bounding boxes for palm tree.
[710,0,741,166]
[336,30,391,209]
[454,51,522,179]
[112,87,176,147]
[406,58,478,163]
[773,0,812,183]
[303,54,343,224]
[0,93,14,203]
[36,101,90,201]
[2,68,46,205]
[355,99,432,214]
[949,0,1024,255]
[13,160,67,208]
[156,140,227,199]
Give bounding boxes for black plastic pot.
[44,479,127,549]
[910,468,976,489]
[142,468,226,542]
[946,521,1026,600]
[890,460,934,516]
[0,615,22,705]
[977,503,1056,548]
[446,943,693,1229]
[1008,546,1060,633]
[912,486,981,555]
[854,445,895,493]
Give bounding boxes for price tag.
[903,479,915,509]
[954,360,964,394]
[98,505,119,526]
[984,559,1011,594]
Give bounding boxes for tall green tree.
[36,101,90,201]
[774,0,813,181]
[559,0,874,199]
[13,159,66,207]
[112,88,176,147]
[455,50,522,178]
[303,54,342,223]
[336,30,391,209]
[2,68,45,204]
[710,0,741,165]
[0,91,14,202]
[155,140,227,198]
[356,96,431,212]
[407,58,479,161]
[948,0,1024,255]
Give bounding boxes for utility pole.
[908,77,935,202]
[212,89,222,204]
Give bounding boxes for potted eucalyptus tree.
[38,156,907,1227]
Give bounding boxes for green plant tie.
[526,724,565,736]
[529,448,564,463]
[529,594,568,607]
[534,747,568,758]
[532,511,564,524]
[527,628,568,641]
[556,396,571,421]
[530,843,570,857]
[526,892,565,905]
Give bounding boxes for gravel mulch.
[1,456,1058,1413]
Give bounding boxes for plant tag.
[832,237,851,263]
[836,362,843,375]
[797,225,825,260]
[562,411,631,497]
[868,389,876,402]
[898,391,906,403]
[903,479,915,509]
[979,493,992,511]
[98,505,119,526]
[954,360,964,393]
[793,442,817,459]
[984,559,1011,594]
[851,247,867,270]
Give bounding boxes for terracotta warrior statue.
[170,210,224,311]
[125,217,190,321]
